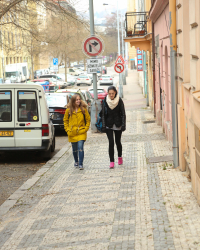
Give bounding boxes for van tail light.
[77,78,80,80]
[42,124,49,136]
[54,109,66,114]
[100,78,102,80]
[86,79,89,80]
[110,78,112,80]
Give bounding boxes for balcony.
[124,12,152,51]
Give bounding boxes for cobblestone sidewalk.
[0,107,200,250]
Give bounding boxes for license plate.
[0,131,14,137]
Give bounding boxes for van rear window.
[18,91,39,122]
[0,91,11,122]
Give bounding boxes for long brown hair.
[67,94,87,115]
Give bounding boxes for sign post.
[53,58,58,87]
[88,0,104,132]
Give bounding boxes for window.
[18,91,39,122]
[0,91,12,122]
[10,57,12,64]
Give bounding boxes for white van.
[0,84,55,160]
[5,63,29,83]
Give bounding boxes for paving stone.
[0,108,200,250]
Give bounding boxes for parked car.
[56,89,88,109]
[99,75,114,86]
[0,83,55,160]
[73,64,85,71]
[30,79,58,92]
[81,90,94,114]
[57,74,77,86]
[77,75,92,86]
[45,93,70,130]
[73,68,85,75]
[39,74,68,89]
[88,88,107,103]
[34,69,50,79]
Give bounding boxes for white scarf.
[106,94,120,110]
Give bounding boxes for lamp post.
[103,1,123,97]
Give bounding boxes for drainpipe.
[169,0,179,168]
[152,22,156,117]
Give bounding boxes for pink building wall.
[154,4,172,142]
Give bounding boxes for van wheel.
[43,147,51,161]
[51,135,55,152]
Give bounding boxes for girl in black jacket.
[102,86,126,168]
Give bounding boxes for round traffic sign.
[114,63,125,73]
[82,36,104,57]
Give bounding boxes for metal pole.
[117,0,120,56]
[1,18,4,82]
[125,42,128,77]
[89,0,98,101]
[89,0,101,132]
[121,12,126,86]
[169,0,179,168]
[117,0,123,97]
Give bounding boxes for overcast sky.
[73,0,127,15]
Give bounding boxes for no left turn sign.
[114,63,125,73]
[82,36,104,57]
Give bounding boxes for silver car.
[99,75,113,85]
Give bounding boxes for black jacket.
[102,97,126,131]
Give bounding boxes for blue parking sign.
[53,58,58,66]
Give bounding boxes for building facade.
[150,0,172,142]
[176,0,200,204]
[125,0,153,109]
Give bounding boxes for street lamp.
[103,1,124,97]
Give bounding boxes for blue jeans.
[71,140,85,166]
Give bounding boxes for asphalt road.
[0,66,117,206]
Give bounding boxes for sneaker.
[118,157,123,165]
[79,165,84,170]
[109,162,115,168]
[74,162,78,167]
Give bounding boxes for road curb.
[0,144,71,218]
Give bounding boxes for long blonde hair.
[67,94,87,115]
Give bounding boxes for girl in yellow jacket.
[63,94,90,170]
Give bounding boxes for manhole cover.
[148,155,173,163]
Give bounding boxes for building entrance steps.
[0,70,200,249]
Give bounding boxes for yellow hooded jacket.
[63,108,90,143]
